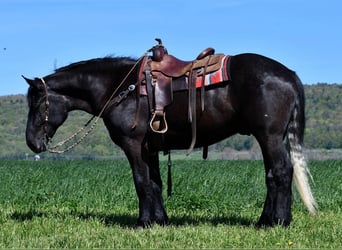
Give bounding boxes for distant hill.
[0,84,341,159]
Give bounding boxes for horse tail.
[287,74,317,215]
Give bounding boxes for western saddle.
[142,39,225,152]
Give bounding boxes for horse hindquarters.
[230,54,311,226]
[253,103,295,226]
[255,73,316,227]
[253,95,295,226]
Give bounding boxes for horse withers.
[24,44,317,227]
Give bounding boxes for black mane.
[55,56,137,74]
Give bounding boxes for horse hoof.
[255,216,274,228]
[135,218,169,229]
[156,219,169,227]
[135,221,152,229]
[256,217,290,228]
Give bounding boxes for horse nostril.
[26,136,46,153]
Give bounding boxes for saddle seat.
[149,47,218,78]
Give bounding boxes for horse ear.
[22,75,40,89]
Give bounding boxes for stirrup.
[150,110,168,133]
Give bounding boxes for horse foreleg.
[256,136,293,227]
[147,151,169,225]
[124,140,167,227]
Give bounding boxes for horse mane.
[26,56,137,105]
[54,56,137,74]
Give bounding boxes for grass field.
[0,159,341,248]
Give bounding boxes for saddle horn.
[150,38,168,62]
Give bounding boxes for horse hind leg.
[256,135,293,227]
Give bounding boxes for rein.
[41,55,147,154]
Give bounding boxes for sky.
[0,0,341,96]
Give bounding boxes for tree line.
[0,83,341,159]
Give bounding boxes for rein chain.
[41,54,146,154]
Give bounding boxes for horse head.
[24,76,69,153]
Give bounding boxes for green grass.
[0,159,341,248]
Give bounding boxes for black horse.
[24,46,317,227]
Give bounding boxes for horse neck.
[47,73,114,115]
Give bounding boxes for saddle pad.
[139,55,231,95]
[193,55,231,88]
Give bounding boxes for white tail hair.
[290,147,318,214]
[287,105,318,215]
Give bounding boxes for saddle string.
[42,54,147,154]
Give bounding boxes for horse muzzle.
[26,134,47,153]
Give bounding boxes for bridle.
[39,54,147,154]
[39,77,50,146]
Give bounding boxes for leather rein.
[40,55,146,154]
